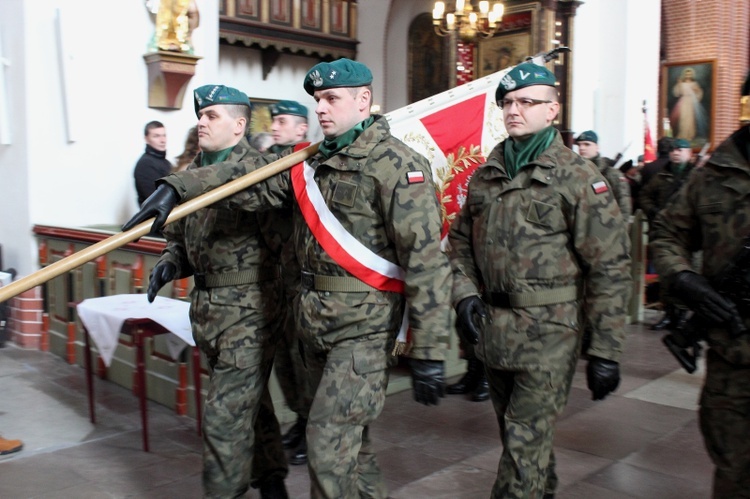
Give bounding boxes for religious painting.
[408,13,451,104]
[236,0,260,20]
[661,59,716,151]
[301,0,322,30]
[475,5,536,79]
[476,32,531,78]
[249,98,278,134]
[330,0,348,36]
[270,0,292,25]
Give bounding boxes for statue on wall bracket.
[143,0,202,109]
[146,0,200,54]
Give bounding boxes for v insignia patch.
[520,70,530,80]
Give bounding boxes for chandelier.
[432,1,505,41]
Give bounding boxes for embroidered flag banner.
[386,69,511,245]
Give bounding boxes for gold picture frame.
[249,97,279,135]
[660,59,716,152]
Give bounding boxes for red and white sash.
[290,158,410,347]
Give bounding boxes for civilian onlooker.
[133,121,172,206]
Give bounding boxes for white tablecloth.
[76,294,194,367]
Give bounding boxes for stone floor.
[0,309,714,498]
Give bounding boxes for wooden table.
[77,295,201,452]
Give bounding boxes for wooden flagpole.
[0,142,319,303]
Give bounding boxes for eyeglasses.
[498,97,552,110]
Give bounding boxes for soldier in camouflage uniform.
[449,62,631,499]
[575,130,632,216]
[123,59,452,499]
[649,75,750,498]
[124,85,289,499]
[266,100,312,466]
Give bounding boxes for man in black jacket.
[133,121,172,206]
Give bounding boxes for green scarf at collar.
[201,147,234,166]
[673,161,688,174]
[503,126,556,179]
[318,116,375,159]
[268,144,288,155]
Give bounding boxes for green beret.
[495,62,556,103]
[672,138,691,149]
[194,85,251,117]
[304,58,373,96]
[576,130,598,143]
[270,100,308,119]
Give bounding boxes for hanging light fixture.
[432,0,504,41]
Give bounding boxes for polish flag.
[387,70,512,246]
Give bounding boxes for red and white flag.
[385,70,512,246]
[642,102,657,162]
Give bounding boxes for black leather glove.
[147,261,177,303]
[409,359,445,406]
[455,296,487,345]
[122,184,179,235]
[672,271,742,330]
[586,356,620,401]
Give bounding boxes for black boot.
[651,306,673,331]
[446,358,481,394]
[289,438,307,466]
[471,362,489,402]
[259,477,289,499]
[281,416,306,449]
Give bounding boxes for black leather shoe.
[446,358,481,394]
[281,417,306,449]
[471,375,489,402]
[289,439,307,466]
[650,314,671,331]
[259,478,289,499]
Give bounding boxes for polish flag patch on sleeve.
[407,170,425,184]
[591,180,609,194]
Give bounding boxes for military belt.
[193,267,280,291]
[482,285,580,308]
[300,271,376,293]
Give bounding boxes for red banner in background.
[643,103,657,162]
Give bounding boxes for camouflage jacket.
[590,155,632,216]
[159,137,291,349]
[650,129,750,364]
[449,132,631,367]
[161,116,453,361]
[638,161,694,221]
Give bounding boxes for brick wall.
[8,288,44,350]
[662,0,750,145]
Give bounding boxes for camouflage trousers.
[486,353,577,499]
[700,348,750,498]
[304,334,391,499]
[201,341,287,498]
[274,308,312,418]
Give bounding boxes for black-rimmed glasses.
[498,98,552,110]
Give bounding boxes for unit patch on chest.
[526,200,555,226]
[332,180,358,207]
